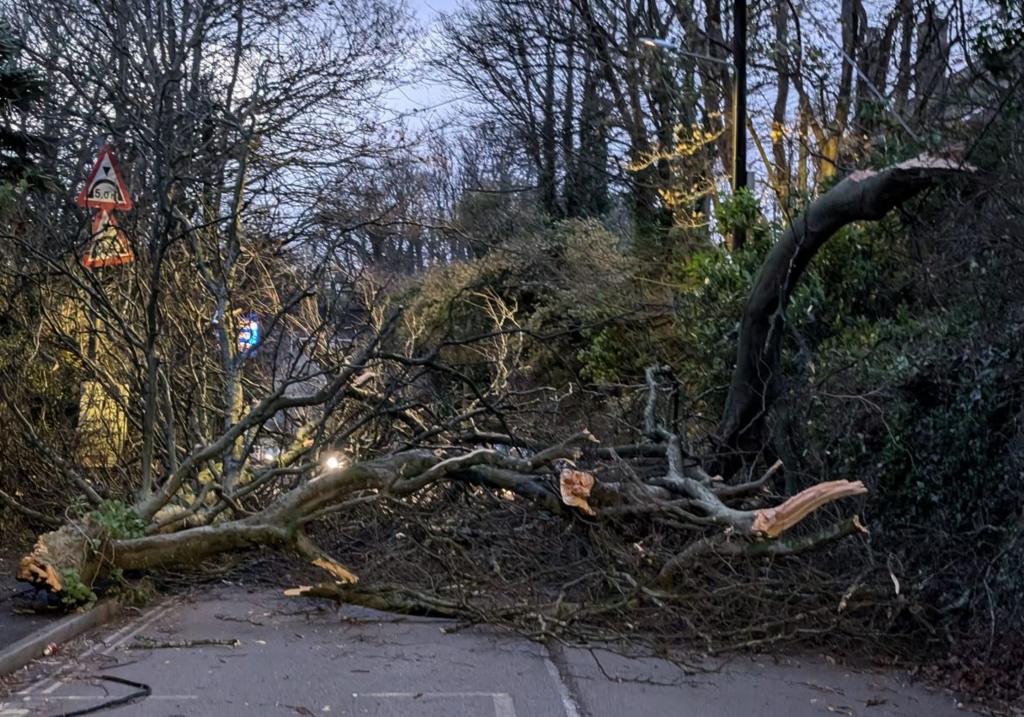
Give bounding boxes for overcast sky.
[379,0,465,123]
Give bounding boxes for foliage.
[0,19,46,185]
[398,218,648,386]
[974,0,1024,78]
[88,499,146,540]
[58,568,96,608]
[713,187,763,237]
[452,189,548,258]
[801,303,1020,524]
[661,215,915,408]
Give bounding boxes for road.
[0,554,57,649]
[0,586,977,716]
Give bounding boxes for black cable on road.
[50,674,151,717]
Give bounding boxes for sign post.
[75,145,133,211]
[75,143,135,468]
[83,210,134,268]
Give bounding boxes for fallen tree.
[13,152,971,602]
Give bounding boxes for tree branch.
[718,153,974,456]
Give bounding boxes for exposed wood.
[17,554,63,592]
[294,531,359,584]
[17,523,108,591]
[751,480,867,538]
[559,468,596,515]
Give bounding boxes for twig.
[125,637,240,649]
[0,488,60,527]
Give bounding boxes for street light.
[639,36,729,67]
[640,0,748,250]
[323,453,342,471]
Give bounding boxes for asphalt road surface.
[0,554,57,649]
[0,586,978,716]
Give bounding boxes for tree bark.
[717,153,971,458]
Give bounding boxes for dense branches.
[1,2,1022,695]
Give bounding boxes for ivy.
[88,499,146,540]
[59,568,97,608]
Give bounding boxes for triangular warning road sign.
[76,145,133,211]
[82,210,134,269]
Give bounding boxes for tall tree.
[0,19,44,186]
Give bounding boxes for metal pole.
[731,0,748,251]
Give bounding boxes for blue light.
[238,313,260,355]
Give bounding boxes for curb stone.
[0,599,120,676]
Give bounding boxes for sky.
[380,0,466,125]
[380,0,997,207]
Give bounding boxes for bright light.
[237,312,260,355]
[324,454,341,471]
[639,37,675,51]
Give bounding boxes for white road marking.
[543,652,583,717]
[492,693,517,717]
[97,602,174,656]
[15,601,175,697]
[354,692,518,717]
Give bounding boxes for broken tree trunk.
[17,426,869,599]
[717,152,973,458]
[15,438,594,596]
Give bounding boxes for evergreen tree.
[0,20,44,185]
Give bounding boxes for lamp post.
[641,0,748,250]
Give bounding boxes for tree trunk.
[717,152,971,459]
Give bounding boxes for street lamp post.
[641,0,748,250]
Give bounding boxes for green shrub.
[714,187,763,237]
[89,499,146,539]
[59,568,97,608]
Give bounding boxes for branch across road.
[0,586,977,717]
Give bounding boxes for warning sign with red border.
[82,210,134,268]
[76,145,133,211]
